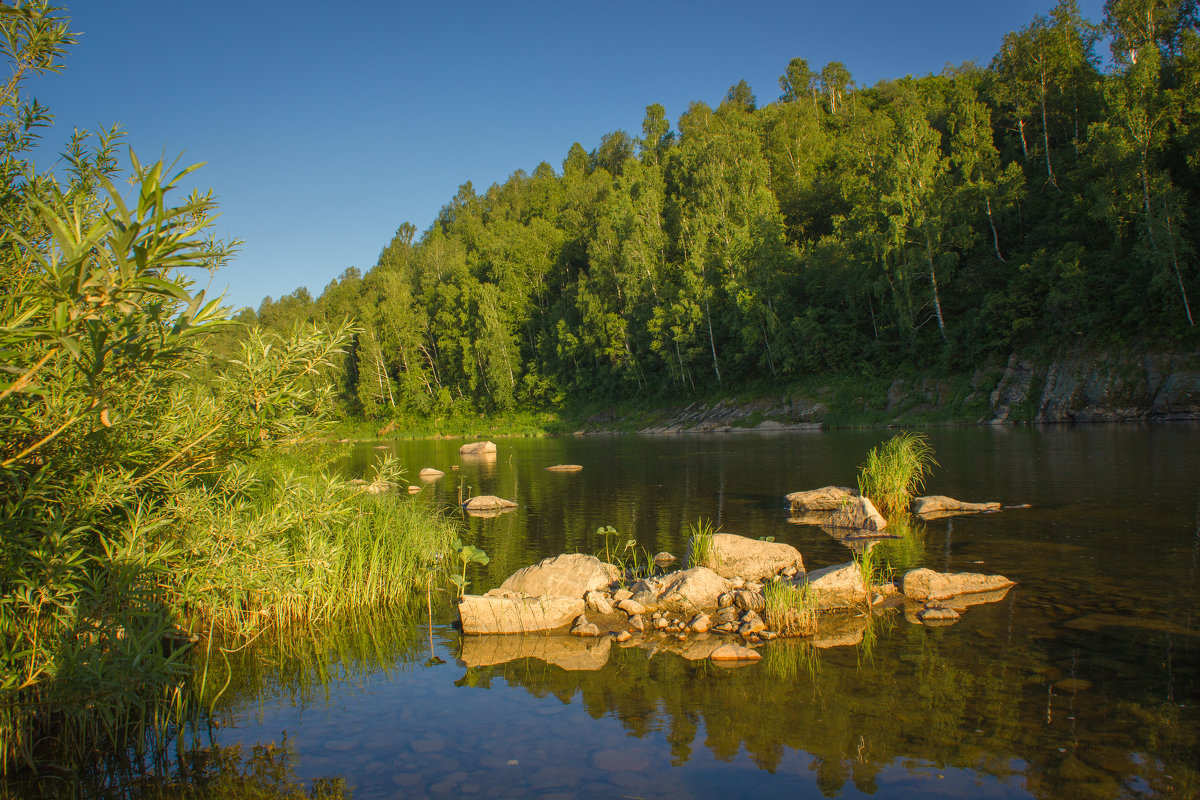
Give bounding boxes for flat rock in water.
[459,441,497,455]
[825,496,888,531]
[703,533,805,580]
[803,562,869,610]
[463,495,518,511]
[900,568,1015,601]
[709,643,762,663]
[458,594,584,635]
[786,486,857,511]
[500,553,620,599]
[418,467,445,481]
[545,464,583,472]
[912,495,1002,519]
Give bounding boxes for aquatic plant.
[763,579,818,637]
[853,544,883,596]
[685,518,719,570]
[449,538,490,597]
[856,431,938,517]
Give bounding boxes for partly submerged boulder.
[463,495,518,511]
[703,533,805,580]
[825,496,887,532]
[458,592,584,635]
[630,567,731,614]
[418,467,445,481]
[802,562,869,610]
[459,441,497,455]
[786,486,857,511]
[911,495,1002,519]
[900,568,1015,602]
[500,553,619,599]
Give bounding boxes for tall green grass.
[856,431,938,518]
[685,519,719,570]
[763,579,818,637]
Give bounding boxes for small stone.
[571,614,601,636]
[615,630,632,643]
[653,551,677,564]
[717,592,735,609]
[585,591,613,615]
[628,615,645,632]
[739,619,766,636]
[917,605,960,622]
[760,631,777,640]
[689,613,711,633]
[731,577,746,589]
[715,607,739,625]
[653,616,670,630]
[713,622,737,634]
[617,598,646,616]
[613,588,634,602]
[783,566,798,577]
[674,632,687,641]
[732,589,766,612]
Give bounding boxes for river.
[206,424,1198,799]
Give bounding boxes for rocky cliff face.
[987,352,1200,423]
[575,351,1200,433]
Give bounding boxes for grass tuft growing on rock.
[684,519,719,570]
[856,431,938,517]
[763,579,818,637]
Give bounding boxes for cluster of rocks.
[786,485,1009,525]
[457,532,1015,670]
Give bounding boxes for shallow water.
[132,426,1200,797]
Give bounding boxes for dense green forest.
[253,0,1199,420]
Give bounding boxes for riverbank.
[341,350,1200,439]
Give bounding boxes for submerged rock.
[911,495,1002,519]
[459,441,497,455]
[458,593,584,635]
[900,568,1015,602]
[825,496,888,532]
[702,533,805,579]
[501,553,620,599]
[545,464,583,472]
[786,486,857,511]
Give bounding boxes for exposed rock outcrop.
[458,592,585,635]
[911,495,1001,519]
[500,553,619,599]
[631,567,731,614]
[702,533,805,579]
[825,496,887,532]
[900,568,1015,601]
[786,486,857,511]
[459,441,497,455]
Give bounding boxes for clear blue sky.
[29,0,1105,312]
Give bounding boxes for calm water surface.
[208,425,1198,799]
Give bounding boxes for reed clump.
[685,519,719,570]
[856,431,938,518]
[763,579,818,637]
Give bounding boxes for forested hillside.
[252,0,1200,419]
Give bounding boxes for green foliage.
[449,538,490,597]
[684,518,719,570]
[856,432,938,517]
[0,3,458,775]
[763,579,817,637]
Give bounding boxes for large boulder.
[786,486,857,511]
[704,533,805,580]
[458,593,584,634]
[911,495,1002,519]
[803,562,869,610]
[630,567,731,614]
[459,441,497,455]
[463,495,517,511]
[825,496,887,531]
[500,553,619,599]
[900,568,1015,601]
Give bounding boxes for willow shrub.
[855,432,938,518]
[0,5,454,773]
